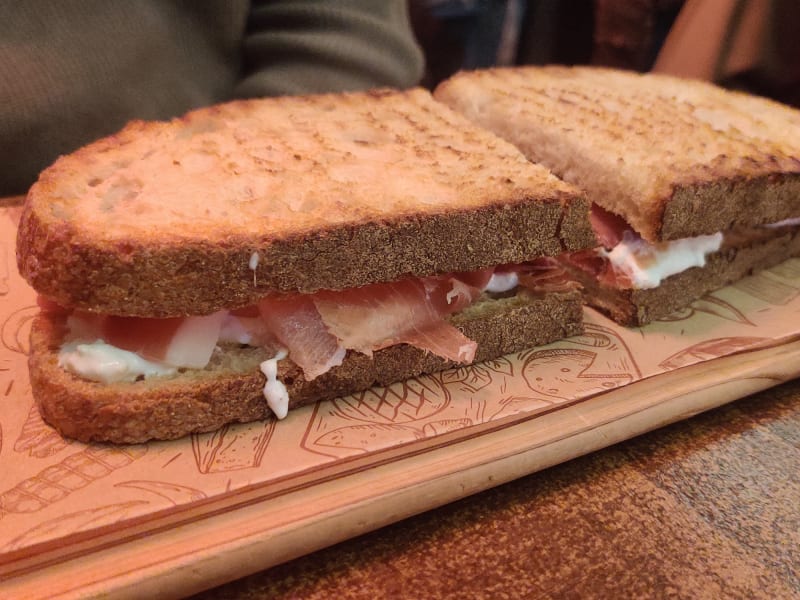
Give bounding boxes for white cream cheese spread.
[260,348,289,418]
[59,340,177,384]
[485,271,520,293]
[765,216,800,229]
[602,230,723,289]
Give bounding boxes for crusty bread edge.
[17,191,594,317]
[662,171,800,241]
[29,290,584,444]
[577,228,800,326]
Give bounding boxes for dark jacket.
[0,1,424,195]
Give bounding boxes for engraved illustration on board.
[301,376,456,458]
[658,295,756,326]
[1,305,37,356]
[4,501,150,553]
[0,445,148,516]
[299,323,641,460]
[733,268,800,305]
[659,337,772,370]
[114,480,207,505]
[0,445,150,551]
[519,322,641,400]
[191,420,277,474]
[14,406,73,458]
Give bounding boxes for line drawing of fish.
[322,376,452,425]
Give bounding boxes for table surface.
[189,378,800,599]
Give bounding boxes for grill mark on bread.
[17,87,595,316]
[434,66,800,243]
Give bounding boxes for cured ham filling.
[54,260,577,390]
[566,205,800,290]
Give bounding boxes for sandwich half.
[16,88,596,443]
[434,66,800,325]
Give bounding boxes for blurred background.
[410,0,800,107]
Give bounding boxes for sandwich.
[16,87,596,444]
[434,66,800,325]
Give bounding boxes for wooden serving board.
[2,203,800,599]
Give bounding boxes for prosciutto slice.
[558,204,636,288]
[257,295,346,380]
[312,273,487,363]
[58,268,499,382]
[512,257,581,294]
[590,204,630,249]
[66,311,225,368]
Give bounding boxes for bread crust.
[17,189,592,317]
[573,228,800,326]
[16,88,594,317]
[434,66,800,243]
[29,290,584,444]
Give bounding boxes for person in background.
[0,1,424,197]
[414,0,800,108]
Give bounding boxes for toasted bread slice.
[16,88,594,318]
[30,289,584,443]
[434,66,800,243]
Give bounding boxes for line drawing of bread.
[0,445,147,516]
[733,272,799,305]
[768,257,800,281]
[658,295,755,326]
[3,501,149,552]
[192,421,276,474]
[658,337,770,370]
[14,405,73,458]
[520,323,640,401]
[1,305,38,355]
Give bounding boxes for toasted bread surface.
[434,66,800,243]
[29,289,584,443]
[17,87,594,317]
[571,229,800,326]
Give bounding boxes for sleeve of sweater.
[233,0,425,98]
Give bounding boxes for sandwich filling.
[55,260,577,418]
[568,205,800,289]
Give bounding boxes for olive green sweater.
[0,1,424,195]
